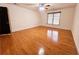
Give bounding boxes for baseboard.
[71,31,79,55]
[0,33,11,36]
[41,25,71,31]
[11,25,41,33]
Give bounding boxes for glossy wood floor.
[0,26,78,55]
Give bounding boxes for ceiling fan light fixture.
[39,6,44,11]
[39,3,45,11]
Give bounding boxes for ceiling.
[14,3,76,11]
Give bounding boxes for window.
[47,12,61,25]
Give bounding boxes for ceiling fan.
[38,3,52,11]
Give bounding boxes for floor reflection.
[47,30,59,43]
[38,47,44,55]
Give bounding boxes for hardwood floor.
[0,26,78,55]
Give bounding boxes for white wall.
[0,4,41,32]
[0,4,75,32]
[72,4,79,54]
[41,7,75,30]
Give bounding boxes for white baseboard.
[11,24,41,32]
[0,33,11,36]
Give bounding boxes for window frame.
[47,11,61,25]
